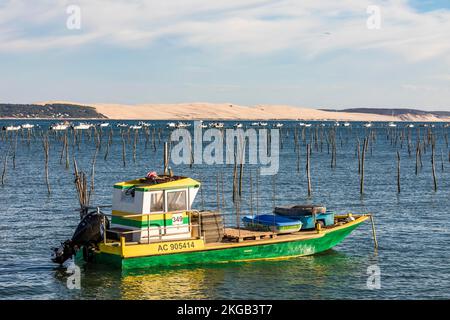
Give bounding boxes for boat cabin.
[110,174,201,243]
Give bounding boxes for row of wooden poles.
[0,126,165,195]
[0,125,448,200]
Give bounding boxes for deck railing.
[91,207,203,245]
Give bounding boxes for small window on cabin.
[167,190,187,212]
[150,191,164,212]
[121,188,135,203]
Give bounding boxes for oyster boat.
[52,166,375,270]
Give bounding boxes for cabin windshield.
[167,190,187,211]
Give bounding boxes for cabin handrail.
[110,224,202,247]
[107,224,201,235]
[114,209,188,218]
[90,208,205,219]
[88,206,206,244]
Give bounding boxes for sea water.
[0,120,448,299]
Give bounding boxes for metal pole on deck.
[163,142,169,175]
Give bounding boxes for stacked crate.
[192,211,224,243]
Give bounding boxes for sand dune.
[37,101,449,121]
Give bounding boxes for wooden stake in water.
[370,214,379,249]
[121,133,126,168]
[216,172,220,211]
[1,144,12,185]
[357,139,361,175]
[360,137,367,195]
[199,175,205,211]
[431,136,437,192]
[249,169,254,218]
[306,144,312,197]
[43,135,51,195]
[238,162,244,198]
[11,132,18,170]
[397,150,401,193]
[104,128,112,161]
[89,143,99,198]
[73,158,90,214]
[220,170,226,226]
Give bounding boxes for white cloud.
[0,0,449,63]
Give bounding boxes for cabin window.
[150,191,164,212]
[121,188,135,203]
[167,190,187,212]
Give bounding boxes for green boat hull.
[90,221,362,270]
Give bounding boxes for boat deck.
[222,228,278,242]
[96,215,371,264]
[105,215,368,249]
[203,227,322,249]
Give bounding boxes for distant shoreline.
[0,101,449,122]
[1,117,449,122]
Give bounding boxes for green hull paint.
[91,222,363,270]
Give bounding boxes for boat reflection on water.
[120,268,215,299]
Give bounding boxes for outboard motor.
[52,210,109,265]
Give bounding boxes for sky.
[0,0,449,111]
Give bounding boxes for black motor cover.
[52,211,109,264]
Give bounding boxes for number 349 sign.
[171,213,184,225]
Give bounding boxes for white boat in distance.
[209,122,224,129]
[116,123,128,128]
[98,122,110,127]
[250,122,267,127]
[72,123,92,130]
[50,122,70,131]
[129,125,142,130]
[343,122,350,127]
[234,123,243,128]
[363,122,372,128]
[21,123,35,129]
[388,122,397,127]
[407,124,414,128]
[176,122,191,128]
[2,125,21,131]
[197,120,208,128]
[273,123,284,128]
[138,121,151,127]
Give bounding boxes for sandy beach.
[92,102,449,121]
[32,101,449,121]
